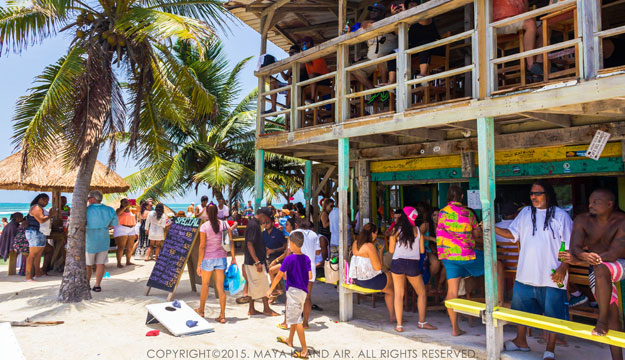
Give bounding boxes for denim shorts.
[511,281,568,321]
[25,229,46,247]
[200,257,227,272]
[441,249,485,280]
[390,258,421,277]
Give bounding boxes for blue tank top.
[27,206,41,231]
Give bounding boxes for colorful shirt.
[436,202,478,261]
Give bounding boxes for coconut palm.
[124,39,303,206]
[2,0,230,302]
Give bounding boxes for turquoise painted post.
[338,138,353,321]
[255,149,265,211]
[350,168,355,221]
[304,160,312,217]
[477,117,502,359]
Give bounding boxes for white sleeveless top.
[349,255,381,281]
[392,228,421,261]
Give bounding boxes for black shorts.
[354,273,387,290]
[390,258,421,277]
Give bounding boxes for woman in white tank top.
[350,223,396,323]
[389,207,437,333]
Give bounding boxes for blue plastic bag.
[225,264,245,296]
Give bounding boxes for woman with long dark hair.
[389,207,437,332]
[25,193,54,281]
[196,205,235,322]
[114,198,137,267]
[350,223,395,322]
[145,203,169,261]
[134,200,151,259]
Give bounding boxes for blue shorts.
[441,249,485,280]
[511,281,568,321]
[25,229,46,247]
[354,272,387,290]
[201,257,227,272]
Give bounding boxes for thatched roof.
[0,151,130,194]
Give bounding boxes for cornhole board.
[0,323,26,360]
[145,300,214,337]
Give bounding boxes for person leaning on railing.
[386,0,444,86]
[351,3,398,89]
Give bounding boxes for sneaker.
[569,294,588,308]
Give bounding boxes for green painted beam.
[477,116,502,359]
[370,158,624,182]
[255,149,265,210]
[304,160,312,216]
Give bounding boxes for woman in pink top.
[196,205,235,323]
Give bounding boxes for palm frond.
[138,0,232,33]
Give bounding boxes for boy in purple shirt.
[267,231,311,359]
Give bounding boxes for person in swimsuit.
[114,199,137,268]
[25,193,54,282]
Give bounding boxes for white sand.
[0,256,610,360]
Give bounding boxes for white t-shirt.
[329,207,352,247]
[508,206,572,289]
[291,229,320,282]
[146,211,170,240]
[40,209,52,236]
[217,205,229,220]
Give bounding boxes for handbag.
[221,221,232,252]
[342,259,354,285]
[324,260,339,284]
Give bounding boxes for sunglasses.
[529,192,546,197]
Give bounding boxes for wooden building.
[225,0,625,358]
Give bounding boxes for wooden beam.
[388,128,447,141]
[351,134,400,146]
[261,0,290,23]
[355,122,625,160]
[313,166,337,198]
[579,0,601,79]
[461,151,476,177]
[339,0,347,34]
[520,112,571,128]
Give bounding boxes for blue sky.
[0,11,287,204]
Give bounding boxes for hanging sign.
[586,130,611,161]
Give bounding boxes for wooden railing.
[255,0,621,135]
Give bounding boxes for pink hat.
[403,206,419,227]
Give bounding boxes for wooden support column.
[256,15,268,137]
[579,0,601,79]
[338,138,353,322]
[461,151,476,178]
[339,0,347,33]
[477,116,503,359]
[357,160,371,232]
[304,160,313,218]
[290,62,300,131]
[396,22,410,112]
[475,0,494,98]
[337,44,349,123]
[255,149,265,210]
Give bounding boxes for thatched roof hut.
[0,151,129,194]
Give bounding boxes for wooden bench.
[445,299,625,348]
[341,283,382,295]
[316,276,337,285]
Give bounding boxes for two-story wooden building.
[225,0,625,358]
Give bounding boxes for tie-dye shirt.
[436,202,478,261]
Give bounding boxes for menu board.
[146,217,201,294]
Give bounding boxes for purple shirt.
[280,254,311,293]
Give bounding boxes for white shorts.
[113,225,135,238]
[497,21,524,36]
[286,287,307,326]
[86,251,108,266]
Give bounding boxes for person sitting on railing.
[493,0,540,80]
[298,37,332,105]
[387,0,444,86]
[352,3,398,89]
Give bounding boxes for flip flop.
[277,323,289,330]
[236,296,250,304]
[92,286,102,292]
[311,304,323,311]
[214,317,226,324]
[394,325,404,333]
[292,351,309,359]
[543,351,556,360]
[417,321,437,330]
[194,308,205,317]
[276,336,290,346]
[504,340,530,352]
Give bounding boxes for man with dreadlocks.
[495,180,572,360]
[561,189,625,360]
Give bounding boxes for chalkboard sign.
[146,217,201,298]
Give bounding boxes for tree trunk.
[58,145,100,303]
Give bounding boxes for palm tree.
[125,40,304,205]
[2,0,229,302]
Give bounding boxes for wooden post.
[338,138,353,322]
[475,0,494,98]
[477,116,503,359]
[461,151,476,178]
[255,149,265,210]
[397,22,410,112]
[304,160,313,218]
[465,3,475,98]
[350,167,355,221]
[357,160,371,231]
[337,44,349,123]
[8,251,17,275]
[290,62,300,131]
[256,15,268,137]
[579,0,601,79]
[338,0,347,34]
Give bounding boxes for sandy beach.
[0,255,611,360]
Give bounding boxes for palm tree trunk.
[58,145,99,302]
